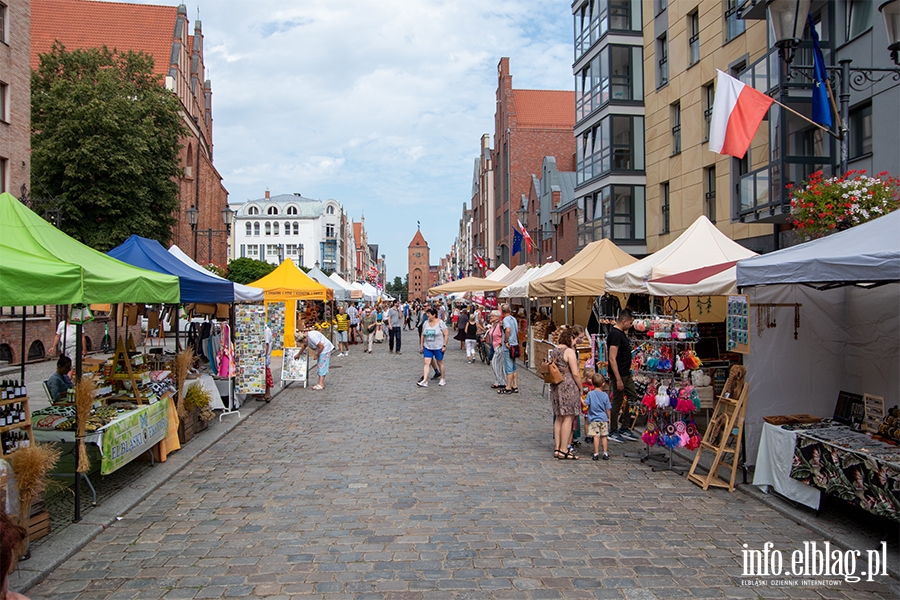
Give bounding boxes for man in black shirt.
[606,309,639,442]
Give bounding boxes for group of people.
[548,309,641,461]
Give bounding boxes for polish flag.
[709,70,774,158]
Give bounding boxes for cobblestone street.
[23,330,899,599]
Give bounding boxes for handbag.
[542,359,564,385]
[509,344,520,360]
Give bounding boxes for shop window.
[724,0,745,42]
[846,0,872,41]
[657,34,668,88]
[849,103,872,158]
[688,10,700,66]
[671,102,681,155]
[661,183,670,234]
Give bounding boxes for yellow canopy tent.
[249,260,334,354]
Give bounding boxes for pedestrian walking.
[487,310,507,389]
[498,304,520,394]
[335,305,350,356]
[417,308,448,387]
[375,306,385,343]
[550,325,585,459]
[388,300,403,354]
[361,307,377,353]
[347,303,359,345]
[464,309,479,363]
[454,308,469,350]
[607,309,640,443]
[296,329,335,390]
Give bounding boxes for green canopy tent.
[0,192,179,522]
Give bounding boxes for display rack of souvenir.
[234,304,266,394]
[267,302,286,353]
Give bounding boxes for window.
[245,222,252,236]
[326,224,335,238]
[253,221,260,236]
[660,183,670,234]
[267,206,278,215]
[247,205,259,215]
[287,205,298,215]
[725,0,745,42]
[273,222,279,235]
[326,205,335,215]
[0,82,8,122]
[267,245,280,257]
[599,185,645,242]
[846,0,872,40]
[657,34,668,88]
[671,102,681,155]
[246,244,259,258]
[703,82,715,143]
[576,115,645,184]
[705,167,717,223]
[577,45,643,120]
[293,221,299,235]
[608,0,633,30]
[0,4,7,44]
[688,10,700,66]
[656,0,667,16]
[849,103,873,158]
[0,157,7,193]
[264,221,271,236]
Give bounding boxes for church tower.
[407,226,430,301]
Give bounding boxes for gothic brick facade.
[407,229,430,301]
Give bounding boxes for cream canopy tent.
[604,216,757,294]
[529,239,637,297]
[500,262,561,298]
[646,260,740,297]
[429,277,506,296]
[485,264,510,281]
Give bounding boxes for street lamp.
[768,0,900,173]
[187,205,199,259]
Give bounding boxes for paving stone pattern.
[26,331,900,599]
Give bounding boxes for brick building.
[407,229,430,301]
[31,0,229,265]
[0,0,31,199]
[524,156,578,265]
[493,58,575,268]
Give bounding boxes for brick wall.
[0,0,31,198]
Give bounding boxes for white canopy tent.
[306,266,348,301]
[168,245,264,302]
[329,272,358,299]
[736,211,900,465]
[485,264,510,281]
[500,262,561,298]
[605,216,757,294]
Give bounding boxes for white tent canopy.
[646,261,739,297]
[737,210,900,288]
[168,245,264,302]
[737,213,900,466]
[306,266,348,301]
[485,264,510,281]
[605,216,757,294]
[500,262,561,298]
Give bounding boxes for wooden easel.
[687,383,748,492]
[112,337,144,404]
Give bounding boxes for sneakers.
[618,428,640,441]
[602,452,610,460]
[396,351,402,355]
[432,372,442,380]
[439,379,446,386]
[592,453,600,461]
[608,432,626,443]
[337,352,346,357]
[416,380,428,387]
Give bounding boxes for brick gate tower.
[407,226,430,301]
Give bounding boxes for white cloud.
[127,0,574,280]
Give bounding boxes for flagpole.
[769,97,841,140]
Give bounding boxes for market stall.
[306,266,348,301]
[168,244,264,302]
[737,211,899,516]
[329,272,361,300]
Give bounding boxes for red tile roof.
[31,0,178,78]
[513,90,576,129]
[408,230,428,248]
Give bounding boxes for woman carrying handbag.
[549,325,585,459]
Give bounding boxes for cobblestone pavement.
[25,330,899,599]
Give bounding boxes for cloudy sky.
[139,0,575,281]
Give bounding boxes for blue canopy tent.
[108,235,235,303]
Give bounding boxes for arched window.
[248,205,259,215]
[267,206,279,215]
[245,222,252,236]
[293,222,299,235]
[185,144,194,178]
[287,205,298,215]
[327,205,335,215]
[273,222,279,235]
[253,222,260,236]
[265,222,271,236]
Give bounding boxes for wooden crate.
[29,510,51,542]
[178,407,198,444]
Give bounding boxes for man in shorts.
[335,305,350,356]
[296,329,335,390]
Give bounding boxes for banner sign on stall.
[281,347,308,385]
[726,294,750,354]
[101,401,168,475]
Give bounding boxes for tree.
[227,258,276,285]
[386,275,408,301]
[31,42,185,251]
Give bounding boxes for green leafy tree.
[31,42,184,250]
[386,275,408,300]
[226,258,276,285]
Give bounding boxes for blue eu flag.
[809,16,833,128]
[512,228,524,256]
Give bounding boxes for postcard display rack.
[235,304,266,395]
[628,315,704,474]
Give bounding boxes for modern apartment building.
[571,0,648,256]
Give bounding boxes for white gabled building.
[231,191,344,271]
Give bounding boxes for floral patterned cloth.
[790,433,900,521]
